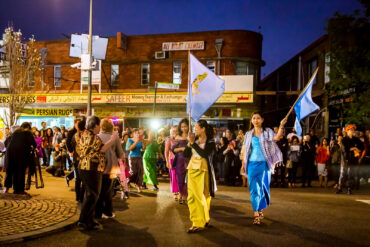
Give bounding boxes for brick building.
[0,30,265,130]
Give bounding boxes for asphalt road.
[7,176,370,247]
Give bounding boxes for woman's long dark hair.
[197,120,213,140]
[249,111,266,131]
[178,118,189,136]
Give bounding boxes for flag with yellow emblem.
[187,53,225,122]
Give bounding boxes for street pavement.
[1,172,370,247]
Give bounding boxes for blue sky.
[0,0,363,77]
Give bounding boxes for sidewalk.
[0,170,79,244]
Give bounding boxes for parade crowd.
[0,113,369,231]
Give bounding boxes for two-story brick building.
[1,30,265,130]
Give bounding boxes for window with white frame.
[28,71,35,88]
[141,63,150,85]
[54,65,61,87]
[173,61,182,84]
[206,61,216,73]
[111,64,119,86]
[235,61,247,75]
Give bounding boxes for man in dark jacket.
[341,125,364,194]
[4,122,36,194]
[65,117,85,202]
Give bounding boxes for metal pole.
[87,0,93,116]
[188,50,191,132]
[153,81,157,116]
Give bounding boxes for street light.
[215,38,223,75]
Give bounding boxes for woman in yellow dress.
[184,120,217,233]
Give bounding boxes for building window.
[28,71,35,88]
[308,58,318,79]
[173,61,182,84]
[111,64,119,86]
[247,63,255,75]
[235,61,247,75]
[206,61,216,73]
[54,65,61,87]
[141,63,150,85]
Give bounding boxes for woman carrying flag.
[184,120,217,233]
[242,112,287,225]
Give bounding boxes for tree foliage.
[0,27,41,128]
[326,2,370,126]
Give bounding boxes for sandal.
[187,226,204,233]
[258,211,264,220]
[253,216,261,225]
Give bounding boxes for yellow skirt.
[187,160,211,227]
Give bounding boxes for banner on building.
[0,92,253,105]
[162,41,204,51]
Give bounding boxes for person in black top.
[301,134,316,187]
[216,137,228,184]
[273,127,289,187]
[4,122,36,195]
[340,125,364,194]
[309,129,320,147]
[184,120,216,233]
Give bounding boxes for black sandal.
[187,226,204,233]
[253,216,261,225]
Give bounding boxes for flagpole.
[285,67,319,119]
[188,50,192,133]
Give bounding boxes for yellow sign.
[0,92,253,105]
[23,108,74,116]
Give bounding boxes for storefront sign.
[0,92,253,105]
[156,82,180,90]
[23,108,73,116]
[162,41,204,51]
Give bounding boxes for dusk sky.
[0,0,363,77]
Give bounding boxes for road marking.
[356,200,370,205]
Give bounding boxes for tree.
[0,27,41,128]
[326,2,370,126]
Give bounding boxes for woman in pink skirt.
[165,126,179,200]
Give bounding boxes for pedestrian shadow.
[82,219,157,247]
[139,191,158,197]
[214,194,249,203]
[211,205,246,216]
[200,225,260,247]
[213,211,364,247]
[112,198,129,212]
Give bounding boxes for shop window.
[235,61,247,75]
[54,65,61,87]
[307,58,318,79]
[141,63,150,85]
[173,61,182,84]
[206,61,216,73]
[111,64,119,86]
[28,71,35,88]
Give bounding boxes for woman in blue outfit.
[242,112,287,225]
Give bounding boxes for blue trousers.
[248,161,271,212]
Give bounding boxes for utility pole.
[87,0,93,116]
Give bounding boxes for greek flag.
[294,69,320,136]
[187,53,225,122]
